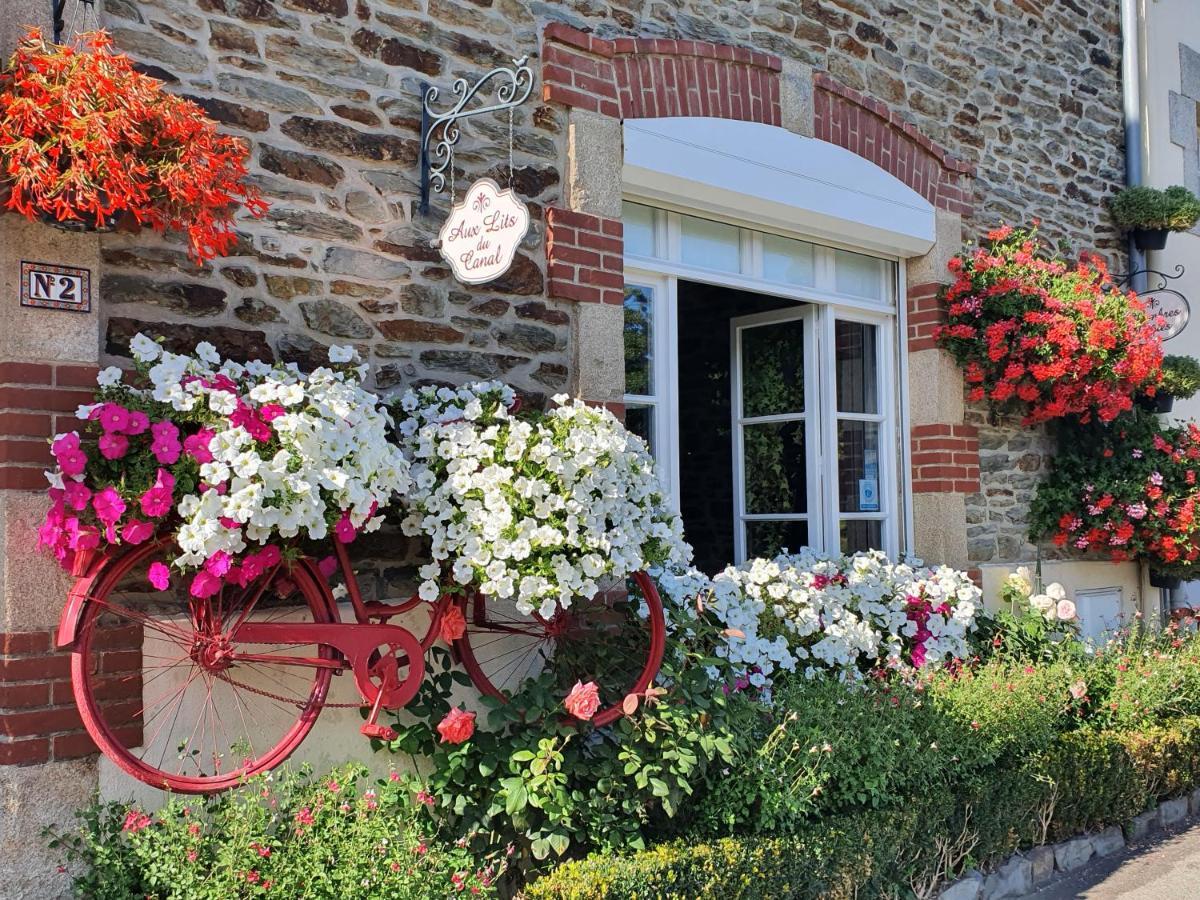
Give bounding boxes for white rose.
[1045,582,1067,601]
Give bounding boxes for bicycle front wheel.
[71,539,337,793]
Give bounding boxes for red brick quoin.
[0,361,99,491]
[910,424,981,495]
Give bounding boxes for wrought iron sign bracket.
[418,56,534,216]
[1114,265,1191,341]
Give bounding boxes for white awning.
[623,117,937,258]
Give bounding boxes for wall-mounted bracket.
[418,56,534,216]
[1114,265,1191,341]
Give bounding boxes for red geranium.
[0,28,266,262]
[935,225,1163,425]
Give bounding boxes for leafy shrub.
[1109,185,1200,232]
[1160,355,1200,400]
[46,765,501,900]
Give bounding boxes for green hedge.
[528,717,1200,900]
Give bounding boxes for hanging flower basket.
[934,224,1164,425]
[0,28,267,263]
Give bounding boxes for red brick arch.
[540,24,974,305]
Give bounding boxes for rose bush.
[393,381,690,617]
[0,29,266,262]
[38,335,410,596]
[934,225,1162,425]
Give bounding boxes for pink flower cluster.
[904,594,952,669]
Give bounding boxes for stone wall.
[92,0,1128,573]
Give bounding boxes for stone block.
[0,757,98,899]
[939,870,983,900]
[1092,825,1125,857]
[912,492,969,570]
[908,348,965,426]
[567,110,623,218]
[571,302,623,402]
[0,218,101,365]
[1160,797,1189,827]
[0,492,77,632]
[907,209,964,285]
[1027,845,1055,885]
[780,58,815,137]
[1128,809,1161,842]
[1190,787,1200,816]
[1054,836,1094,873]
[981,854,1031,899]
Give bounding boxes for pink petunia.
[189,570,222,599]
[317,555,338,578]
[124,411,150,435]
[183,429,215,464]
[98,433,130,460]
[259,403,285,423]
[92,487,126,525]
[121,519,155,545]
[52,433,87,477]
[333,512,356,544]
[139,469,175,518]
[150,421,181,464]
[97,404,131,434]
[66,518,100,551]
[148,561,171,591]
[205,550,233,578]
[63,480,91,511]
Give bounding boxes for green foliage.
[1109,184,1200,231]
[383,608,742,873]
[1160,355,1200,400]
[45,764,501,900]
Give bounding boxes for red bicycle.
[57,538,666,793]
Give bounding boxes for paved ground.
[1021,821,1200,899]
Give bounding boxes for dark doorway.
[675,280,801,574]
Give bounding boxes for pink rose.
[92,487,126,525]
[1056,599,1077,621]
[564,681,601,721]
[120,519,155,545]
[150,421,181,464]
[148,561,171,591]
[97,404,130,434]
[436,707,476,744]
[183,429,215,464]
[440,604,466,642]
[98,433,130,461]
[333,513,357,545]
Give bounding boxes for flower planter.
[1149,570,1182,590]
[1132,228,1170,251]
[1136,392,1175,414]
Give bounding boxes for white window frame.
[622,202,909,559]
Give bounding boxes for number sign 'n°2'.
[438,178,530,285]
[20,260,92,313]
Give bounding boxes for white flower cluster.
[394,382,691,616]
[127,335,411,567]
[658,550,981,689]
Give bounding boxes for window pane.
[680,215,741,272]
[623,285,654,396]
[740,320,805,417]
[762,233,816,286]
[743,421,807,514]
[746,520,809,558]
[623,202,657,258]
[835,321,879,414]
[838,421,881,513]
[624,404,654,455]
[834,249,889,300]
[840,519,883,553]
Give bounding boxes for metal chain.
[214,670,366,710]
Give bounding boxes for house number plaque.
[20,260,92,313]
[438,178,530,285]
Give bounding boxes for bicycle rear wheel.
[70,539,337,793]
[454,571,666,727]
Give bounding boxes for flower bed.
[934,225,1162,425]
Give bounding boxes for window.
[623,202,903,565]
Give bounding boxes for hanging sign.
[1144,290,1189,341]
[438,178,530,285]
[20,260,91,313]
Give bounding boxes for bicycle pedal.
[360,722,397,741]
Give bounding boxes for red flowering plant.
[1031,409,1200,575]
[934,224,1164,425]
[0,28,267,262]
